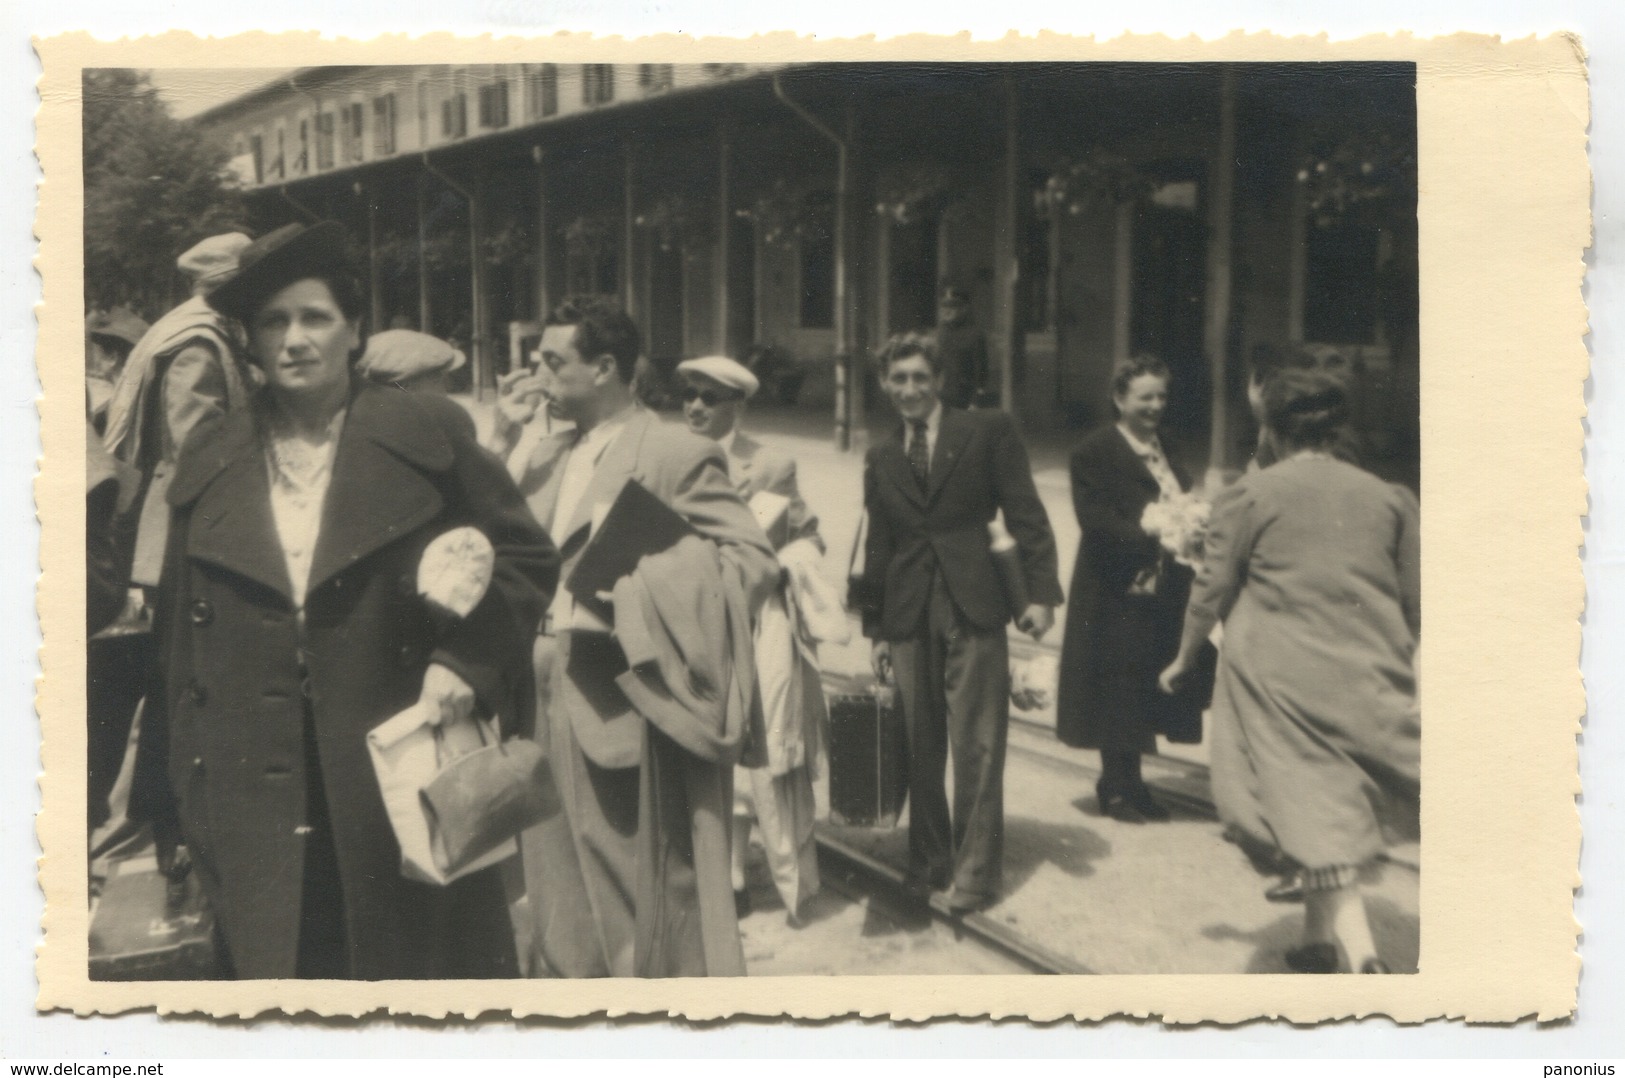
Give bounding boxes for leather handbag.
[419,724,558,880]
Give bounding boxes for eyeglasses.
[681,386,741,406]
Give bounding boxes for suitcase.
[89,854,219,981]
[824,674,909,828]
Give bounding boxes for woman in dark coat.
[1055,355,1209,822]
[131,222,558,980]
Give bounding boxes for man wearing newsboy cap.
[674,354,829,925]
[102,231,256,590]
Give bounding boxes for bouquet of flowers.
[1141,492,1212,570]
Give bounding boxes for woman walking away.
[131,221,558,980]
[1160,369,1420,974]
[1055,355,1209,823]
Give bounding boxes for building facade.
[194,61,1418,481]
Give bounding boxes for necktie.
[908,418,930,487]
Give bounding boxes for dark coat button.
[188,681,208,706]
[190,599,214,627]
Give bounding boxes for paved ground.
[462,396,1420,977]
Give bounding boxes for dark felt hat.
[86,305,150,349]
[206,221,353,322]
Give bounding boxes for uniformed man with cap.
[675,355,830,924]
[934,285,991,410]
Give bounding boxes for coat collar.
[727,429,761,488]
[1102,423,1189,494]
[169,383,457,605]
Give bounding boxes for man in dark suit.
[856,332,1063,912]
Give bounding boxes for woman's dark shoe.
[733,888,752,918]
[1359,958,1392,974]
[1284,942,1341,973]
[1126,783,1172,822]
[1097,780,1145,823]
[1265,874,1306,903]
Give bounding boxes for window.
[526,64,558,119]
[248,134,264,184]
[1303,218,1382,344]
[583,65,615,106]
[296,119,310,174]
[417,82,430,146]
[342,102,365,164]
[638,64,674,93]
[797,193,836,330]
[372,94,396,155]
[441,93,467,138]
[270,128,285,179]
[477,81,509,128]
[316,111,336,170]
[1019,172,1053,330]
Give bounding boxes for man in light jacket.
[491,299,777,977]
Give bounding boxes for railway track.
[811,672,1416,976]
[813,832,1091,975]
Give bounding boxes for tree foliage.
[82,69,246,318]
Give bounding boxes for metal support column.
[623,141,637,325]
[1202,67,1239,479]
[416,175,432,334]
[366,184,384,333]
[468,176,487,399]
[994,74,1021,419]
[534,146,551,322]
[714,123,731,355]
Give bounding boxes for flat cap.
[358,329,467,382]
[177,232,253,290]
[675,355,759,398]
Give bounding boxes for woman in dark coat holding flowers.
[1055,355,1210,823]
[131,222,558,980]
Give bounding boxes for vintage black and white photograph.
[72,57,1429,987]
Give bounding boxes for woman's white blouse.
[264,410,346,609]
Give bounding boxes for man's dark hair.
[875,331,941,375]
[547,295,642,384]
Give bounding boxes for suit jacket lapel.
[925,407,973,505]
[879,424,927,510]
[561,407,649,549]
[517,429,576,539]
[728,431,759,495]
